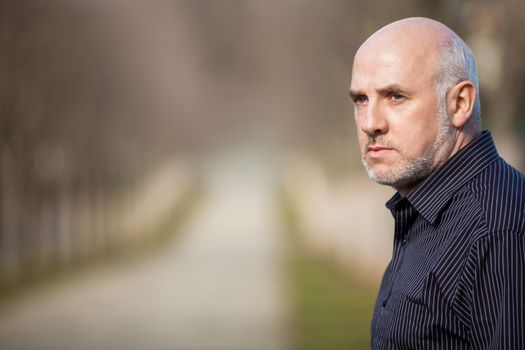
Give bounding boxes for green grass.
[279,188,378,350]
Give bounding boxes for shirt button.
[382,300,387,307]
[401,239,407,246]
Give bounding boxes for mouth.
[366,145,393,158]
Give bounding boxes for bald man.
[350,18,524,348]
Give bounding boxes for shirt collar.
[386,131,500,225]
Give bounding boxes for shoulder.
[466,158,525,235]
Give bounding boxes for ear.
[447,81,476,128]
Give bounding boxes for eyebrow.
[348,89,364,99]
[378,84,408,95]
[349,84,409,99]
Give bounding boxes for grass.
[279,188,378,350]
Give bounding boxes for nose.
[361,101,388,136]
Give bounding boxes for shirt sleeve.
[460,232,525,349]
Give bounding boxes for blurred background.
[1,0,524,349]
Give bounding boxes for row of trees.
[0,1,200,289]
[1,0,523,289]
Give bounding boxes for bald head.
[357,17,453,59]
[353,17,481,131]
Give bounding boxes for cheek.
[354,118,363,136]
[409,127,439,157]
[390,109,440,154]
[356,130,369,149]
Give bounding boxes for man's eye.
[391,94,404,101]
[355,95,368,104]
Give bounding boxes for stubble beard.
[361,109,455,191]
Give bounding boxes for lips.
[368,145,391,152]
[366,145,393,158]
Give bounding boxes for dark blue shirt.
[372,131,525,349]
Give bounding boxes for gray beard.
[362,112,454,191]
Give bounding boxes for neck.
[448,128,480,159]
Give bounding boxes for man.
[349,17,524,348]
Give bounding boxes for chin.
[366,165,429,189]
[364,164,395,181]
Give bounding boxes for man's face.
[350,40,454,193]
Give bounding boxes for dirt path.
[0,149,289,350]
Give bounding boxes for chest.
[371,212,482,348]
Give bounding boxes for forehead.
[350,37,438,91]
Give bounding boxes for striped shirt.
[371,131,525,349]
